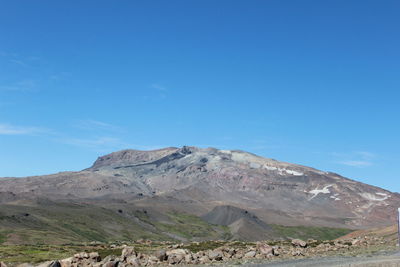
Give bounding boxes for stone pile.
[9,236,390,267]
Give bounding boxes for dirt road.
[242,251,400,267]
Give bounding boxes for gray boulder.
[244,251,256,258]
[154,249,167,261]
[208,250,223,261]
[291,239,307,248]
[121,246,137,259]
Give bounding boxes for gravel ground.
[192,251,400,267]
[241,251,400,267]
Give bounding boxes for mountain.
[202,205,277,241]
[0,146,398,244]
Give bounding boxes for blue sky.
[0,1,399,192]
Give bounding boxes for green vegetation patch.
[271,224,353,241]
[182,241,227,253]
[154,211,230,240]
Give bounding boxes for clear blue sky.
[1,1,399,192]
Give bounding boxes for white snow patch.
[330,193,341,201]
[308,185,333,200]
[264,166,278,171]
[330,195,341,201]
[376,192,389,197]
[360,193,389,202]
[285,169,304,176]
[263,165,304,176]
[249,162,261,169]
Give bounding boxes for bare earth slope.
[0,146,399,243]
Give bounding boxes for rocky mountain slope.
[0,146,399,244]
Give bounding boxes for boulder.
[167,254,184,265]
[94,255,119,267]
[35,261,52,267]
[154,249,167,261]
[199,256,210,264]
[89,252,101,262]
[257,243,273,255]
[59,257,73,267]
[291,249,304,256]
[166,249,187,256]
[148,255,159,264]
[16,264,34,267]
[291,239,307,248]
[106,261,119,267]
[36,261,61,267]
[74,252,89,259]
[207,250,223,261]
[121,246,137,259]
[184,254,193,263]
[126,256,140,267]
[244,251,256,258]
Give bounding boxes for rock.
[225,248,236,257]
[166,249,187,256]
[36,261,61,267]
[36,261,53,267]
[167,254,184,265]
[154,249,167,261]
[95,255,119,267]
[126,256,140,267]
[59,257,73,267]
[74,252,89,259]
[0,262,7,267]
[244,251,256,258]
[148,256,159,263]
[272,247,280,256]
[291,249,304,256]
[184,254,193,263]
[48,261,61,267]
[16,264,34,267]
[257,243,273,255]
[101,262,117,267]
[89,252,101,262]
[234,251,244,259]
[121,246,137,259]
[208,250,223,261]
[199,256,210,264]
[291,239,307,248]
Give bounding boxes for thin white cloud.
[148,83,168,99]
[0,123,47,135]
[339,160,372,167]
[62,137,118,146]
[354,151,375,159]
[0,80,37,92]
[9,59,28,67]
[333,151,376,168]
[60,137,129,151]
[73,119,121,132]
[150,83,167,92]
